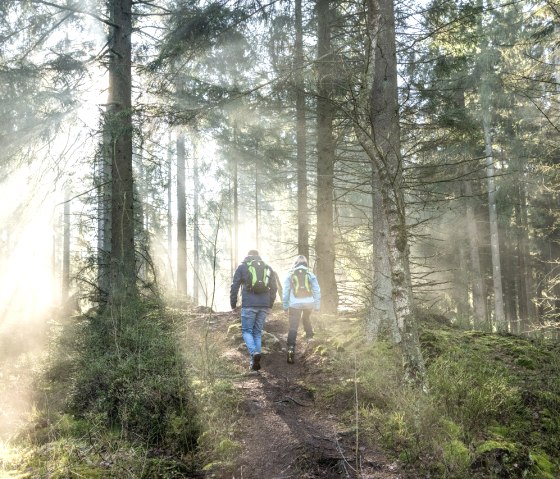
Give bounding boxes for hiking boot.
[251,353,261,371]
[287,348,295,364]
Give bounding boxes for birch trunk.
[356,0,426,386]
[369,171,400,343]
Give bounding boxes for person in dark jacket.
[230,249,278,371]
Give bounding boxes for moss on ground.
[315,311,560,479]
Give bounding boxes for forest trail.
[222,310,407,479]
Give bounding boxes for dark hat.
[247,249,259,256]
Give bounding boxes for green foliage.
[176,310,243,472]
[62,302,199,453]
[428,351,520,433]
[318,313,560,479]
[4,305,250,477]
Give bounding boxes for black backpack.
[245,259,271,294]
[290,267,312,298]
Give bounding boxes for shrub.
[66,302,200,453]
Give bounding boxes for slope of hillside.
[1,305,558,479]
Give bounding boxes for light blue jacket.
[282,266,321,311]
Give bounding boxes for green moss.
[516,356,536,369]
[476,439,518,455]
[442,419,463,437]
[530,451,557,478]
[487,425,510,438]
[216,438,241,456]
[442,439,472,473]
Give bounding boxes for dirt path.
[226,311,406,479]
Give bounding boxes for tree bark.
[232,124,239,272]
[315,0,338,314]
[515,169,536,333]
[296,0,309,259]
[176,129,188,297]
[97,114,112,301]
[463,175,488,328]
[255,139,260,251]
[167,131,174,289]
[62,187,71,301]
[193,136,201,305]
[108,0,136,302]
[483,116,506,332]
[356,0,426,387]
[369,171,400,343]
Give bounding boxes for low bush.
[55,301,200,454]
[317,314,560,479]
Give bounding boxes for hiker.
[282,255,321,364]
[230,249,278,371]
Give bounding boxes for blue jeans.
[241,307,268,360]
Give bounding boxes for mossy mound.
[316,310,560,479]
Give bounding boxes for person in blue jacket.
[282,255,321,364]
[230,249,278,371]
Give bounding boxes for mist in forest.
[0,170,63,440]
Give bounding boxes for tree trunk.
[296,0,309,259]
[357,0,426,387]
[463,175,488,328]
[515,170,536,333]
[97,115,112,301]
[167,131,174,289]
[176,129,188,298]
[369,171,400,343]
[62,187,71,301]
[135,143,146,282]
[232,124,239,272]
[454,215,470,324]
[255,140,260,251]
[315,0,338,314]
[108,0,136,302]
[193,137,201,305]
[483,116,506,332]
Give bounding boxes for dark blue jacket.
[230,255,278,309]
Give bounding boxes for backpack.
[245,259,271,294]
[290,267,312,298]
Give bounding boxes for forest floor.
[1,304,559,478]
[213,309,411,479]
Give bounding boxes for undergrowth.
[0,301,244,478]
[3,303,558,479]
[315,313,560,479]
